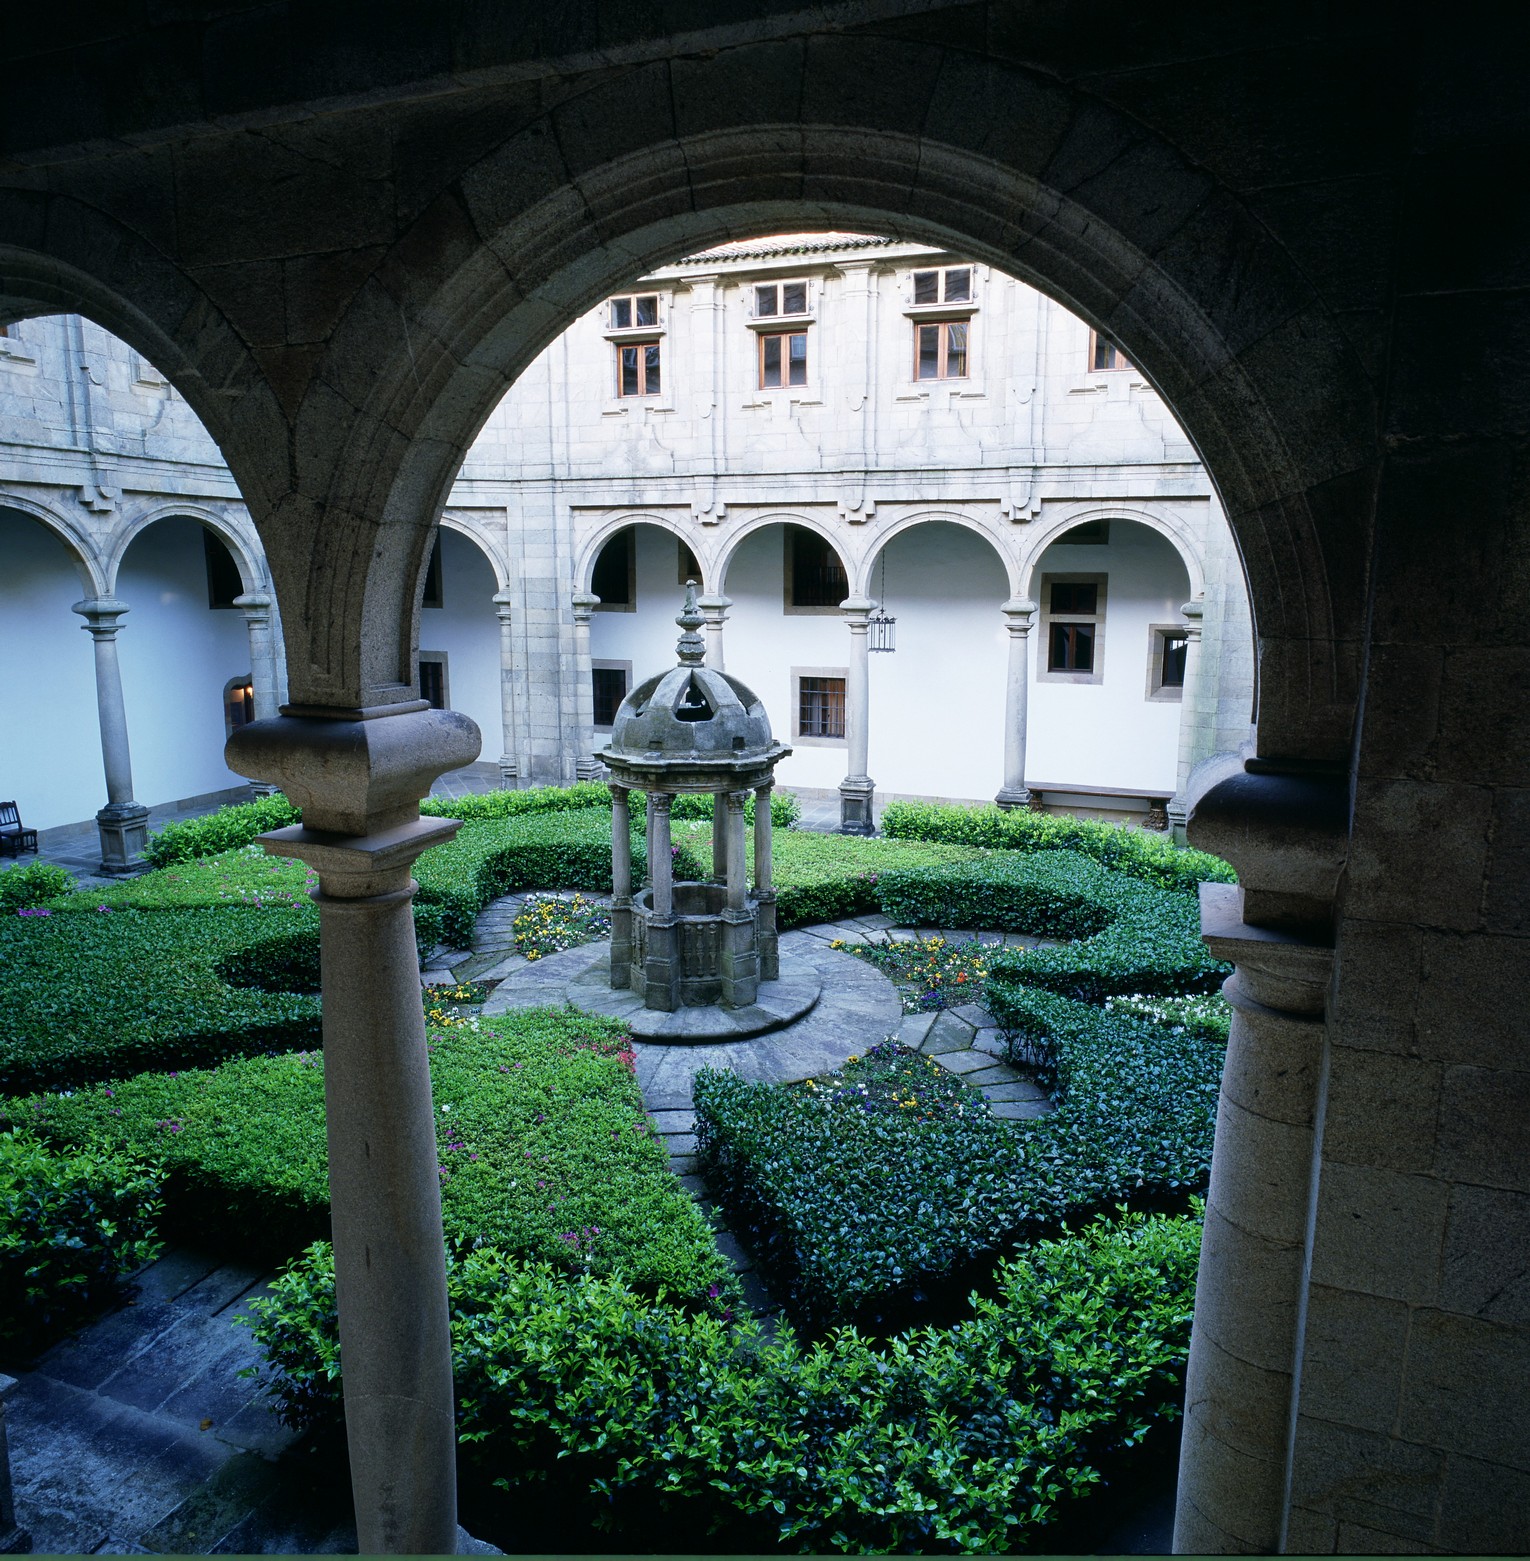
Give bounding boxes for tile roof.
[675,232,896,264]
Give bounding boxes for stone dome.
[608,662,776,758]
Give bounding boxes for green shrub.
[0,1128,164,1353]
[143,793,301,866]
[0,906,324,1093]
[245,1209,1200,1554]
[696,994,1221,1333]
[1104,990,1232,1042]
[876,851,1228,1004]
[59,844,315,912]
[880,799,1235,895]
[0,859,74,914]
[8,1009,731,1300]
[420,782,612,822]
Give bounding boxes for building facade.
[0,235,1253,849]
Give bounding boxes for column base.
[497,756,520,790]
[1166,795,1189,845]
[249,781,282,799]
[839,776,875,836]
[1143,797,1170,832]
[994,785,1033,811]
[96,801,150,875]
[575,756,604,783]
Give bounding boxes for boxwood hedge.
[880,798,1235,895]
[244,1208,1200,1555]
[6,1008,732,1302]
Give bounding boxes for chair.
[0,802,38,858]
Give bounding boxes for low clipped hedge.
[0,1129,164,1356]
[880,799,1235,895]
[244,1209,1200,1555]
[7,1008,731,1301]
[144,793,301,866]
[0,906,324,1093]
[0,860,74,913]
[420,781,612,822]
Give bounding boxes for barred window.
[797,676,846,740]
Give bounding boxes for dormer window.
[610,294,659,329]
[755,281,808,317]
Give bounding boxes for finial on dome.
[676,580,705,664]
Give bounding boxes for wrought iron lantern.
[867,605,897,652]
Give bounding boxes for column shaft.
[996,598,1036,809]
[713,791,729,881]
[1168,600,1207,842]
[650,793,674,918]
[725,791,747,911]
[74,596,149,874]
[610,785,633,988]
[493,590,520,788]
[754,782,778,980]
[839,597,875,834]
[570,592,601,782]
[698,593,731,671]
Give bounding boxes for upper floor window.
[1089,331,1132,372]
[1040,573,1107,684]
[915,320,968,380]
[755,281,808,317]
[616,341,661,397]
[759,330,808,388]
[610,294,659,329]
[912,267,972,306]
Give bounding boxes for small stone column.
[228,702,481,1558]
[698,592,731,670]
[1167,599,1206,842]
[0,1374,30,1554]
[839,596,876,835]
[712,791,729,882]
[643,791,678,1009]
[570,590,602,782]
[609,784,633,988]
[995,597,1037,809]
[492,589,521,788]
[754,782,778,980]
[719,789,758,1005]
[235,591,282,798]
[1173,765,1347,1556]
[73,595,150,874]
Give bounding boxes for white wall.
[1025,522,1192,794]
[422,529,502,754]
[587,524,701,693]
[866,523,1010,800]
[0,511,103,829]
[115,517,252,808]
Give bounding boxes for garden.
[0,786,1236,1554]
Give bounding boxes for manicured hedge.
[0,860,74,913]
[880,799,1235,895]
[244,1209,1200,1555]
[0,1129,164,1355]
[0,906,323,1093]
[420,782,612,822]
[7,1009,731,1300]
[144,793,301,866]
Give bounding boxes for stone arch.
[0,492,105,596]
[716,511,854,596]
[1019,505,1206,603]
[858,510,1021,600]
[104,501,265,599]
[438,515,511,594]
[577,512,709,596]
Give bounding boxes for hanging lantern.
[868,605,896,652]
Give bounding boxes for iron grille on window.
[592,667,628,727]
[798,677,846,739]
[1160,633,1188,688]
[789,528,848,607]
[419,660,446,709]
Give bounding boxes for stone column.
[712,791,729,882]
[995,597,1037,809]
[235,591,282,798]
[1167,599,1206,842]
[492,589,520,788]
[609,784,633,988]
[724,791,748,912]
[228,702,480,1558]
[1173,764,1348,1556]
[698,592,731,670]
[719,789,758,1006]
[643,791,678,1010]
[570,590,601,782]
[73,595,150,874]
[0,1374,29,1554]
[838,596,875,834]
[754,782,778,981]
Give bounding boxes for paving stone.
[923,1012,976,1053]
[649,1108,696,1133]
[669,1153,699,1176]
[934,1049,995,1075]
[982,1080,1051,1102]
[898,1011,938,1048]
[947,1002,994,1027]
[662,1132,698,1157]
[737,1270,778,1314]
[963,1062,1025,1086]
[990,1099,1055,1120]
[713,1231,754,1272]
[677,1172,709,1198]
[972,1027,1006,1056]
[419,969,456,986]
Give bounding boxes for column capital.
[492,588,515,623]
[259,815,462,895]
[233,589,273,622]
[72,595,130,635]
[1179,597,1205,639]
[724,788,748,814]
[650,790,673,815]
[697,592,732,619]
[227,704,480,835]
[571,590,600,623]
[1000,596,1038,632]
[840,595,875,627]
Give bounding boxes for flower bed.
[512,894,611,961]
[838,934,1003,1012]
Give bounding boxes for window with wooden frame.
[759,329,808,388]
[793,669,847,743]
[1146,626,1189,701]
[615,340,662,397]
[911,267,972,306]
[1088,331,1132,372]
[784,526,849,613]
[754,280,809,318]
[1039,573,1107,684]
[592,661,632,728]
[418,654,448,710]
[914,319,969,380]
[609,294,660,329]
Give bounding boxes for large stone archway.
[1,11,1523,1554]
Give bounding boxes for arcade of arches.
[2,7,1526,1555]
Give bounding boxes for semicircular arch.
[1019,505,1205,603]
[0,492,105,596]
[716,510,855,597]
[576,512,709,597]
[105,502,266,598]
[858,511,1020,599]
[438,515,512,594]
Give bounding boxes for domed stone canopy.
[597,583,790,789]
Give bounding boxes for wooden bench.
[0,802,39,858]
[1024,782,1171,831]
